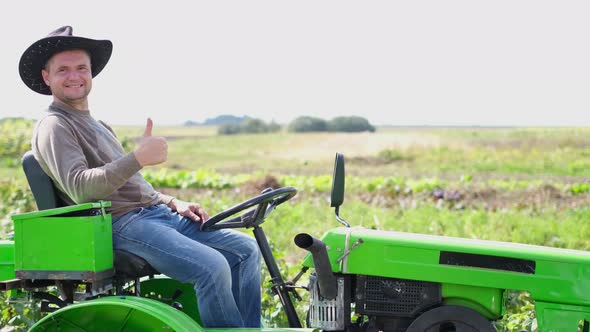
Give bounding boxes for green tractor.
[1,152,590,331]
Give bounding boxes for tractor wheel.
[406,305,496,332]
[28,296,203,332]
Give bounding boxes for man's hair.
[43,48,92,71]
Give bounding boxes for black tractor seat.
[113,250,159,279]
[21,151,159,280]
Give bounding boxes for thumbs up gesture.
[133,118,168,167]
[143,117,154,137]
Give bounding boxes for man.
[19,26,261,328]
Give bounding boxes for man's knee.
[195,257,232,286]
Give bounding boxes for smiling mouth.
[66,84,83,88]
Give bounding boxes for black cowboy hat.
[19,26,112,95]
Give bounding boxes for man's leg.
[112,205,252,327]
[174,211,262,327]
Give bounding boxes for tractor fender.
[29,295,204,332]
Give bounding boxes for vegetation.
[218,118,281,135]
[327,115,375,132]
[287,116,328,132]
[288,115,375,133]
[185,114,247,126]
[0,120,589,330]
[0,118,34,167]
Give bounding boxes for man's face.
[41,49,92,110]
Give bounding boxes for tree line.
[218,115,375,135]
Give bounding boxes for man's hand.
[134,118,168,167]
[168,199,210,223]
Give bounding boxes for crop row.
[141,168,590,195]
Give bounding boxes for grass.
[164,185,590,259]
[109,125,590,180]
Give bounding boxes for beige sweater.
[31,101,173,217]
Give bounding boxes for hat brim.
[19,36,112,95]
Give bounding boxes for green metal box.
[11,201,114,281]
[0,240,15,281]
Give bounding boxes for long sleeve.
[31,102,165,217]
[33,115,142,203]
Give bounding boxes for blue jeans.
[111,204,262,328]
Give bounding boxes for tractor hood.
[302,227,590,307]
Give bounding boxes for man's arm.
[33,115,143,203]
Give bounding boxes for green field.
[0,121,589,330]
[115,125,590,178]
[2,122,589,260]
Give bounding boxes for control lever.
[285,267,310,301]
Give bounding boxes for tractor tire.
[406,305,496,332]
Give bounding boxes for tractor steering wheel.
[200,186,297,231]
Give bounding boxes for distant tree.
[183,120,200,126]
[287,116,328,132]
[241,118,269,133]
[217,118,281,135]
[217,123,241,135]
[204,115,248,126]
[267,121,281,133]
[185,115,248,127]
[327,116,375,132]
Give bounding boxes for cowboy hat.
[19,26,112,95]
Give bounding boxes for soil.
[356,184,590,211]
[239,175,283,196]
[160,178,589,212]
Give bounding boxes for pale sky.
[1,1,589,126]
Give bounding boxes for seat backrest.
[21,151,66,210]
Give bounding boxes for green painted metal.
[318,227,590,307]
[441,283,503,319]
[12,201,113,276]
[140,277,201,324]
[300,230,344,274]
[0,240,14,281]
[29,296,204,332]
[535,301,590,331]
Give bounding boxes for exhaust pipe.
[294,233,338,300]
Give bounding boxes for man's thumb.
[143,118,153,137]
